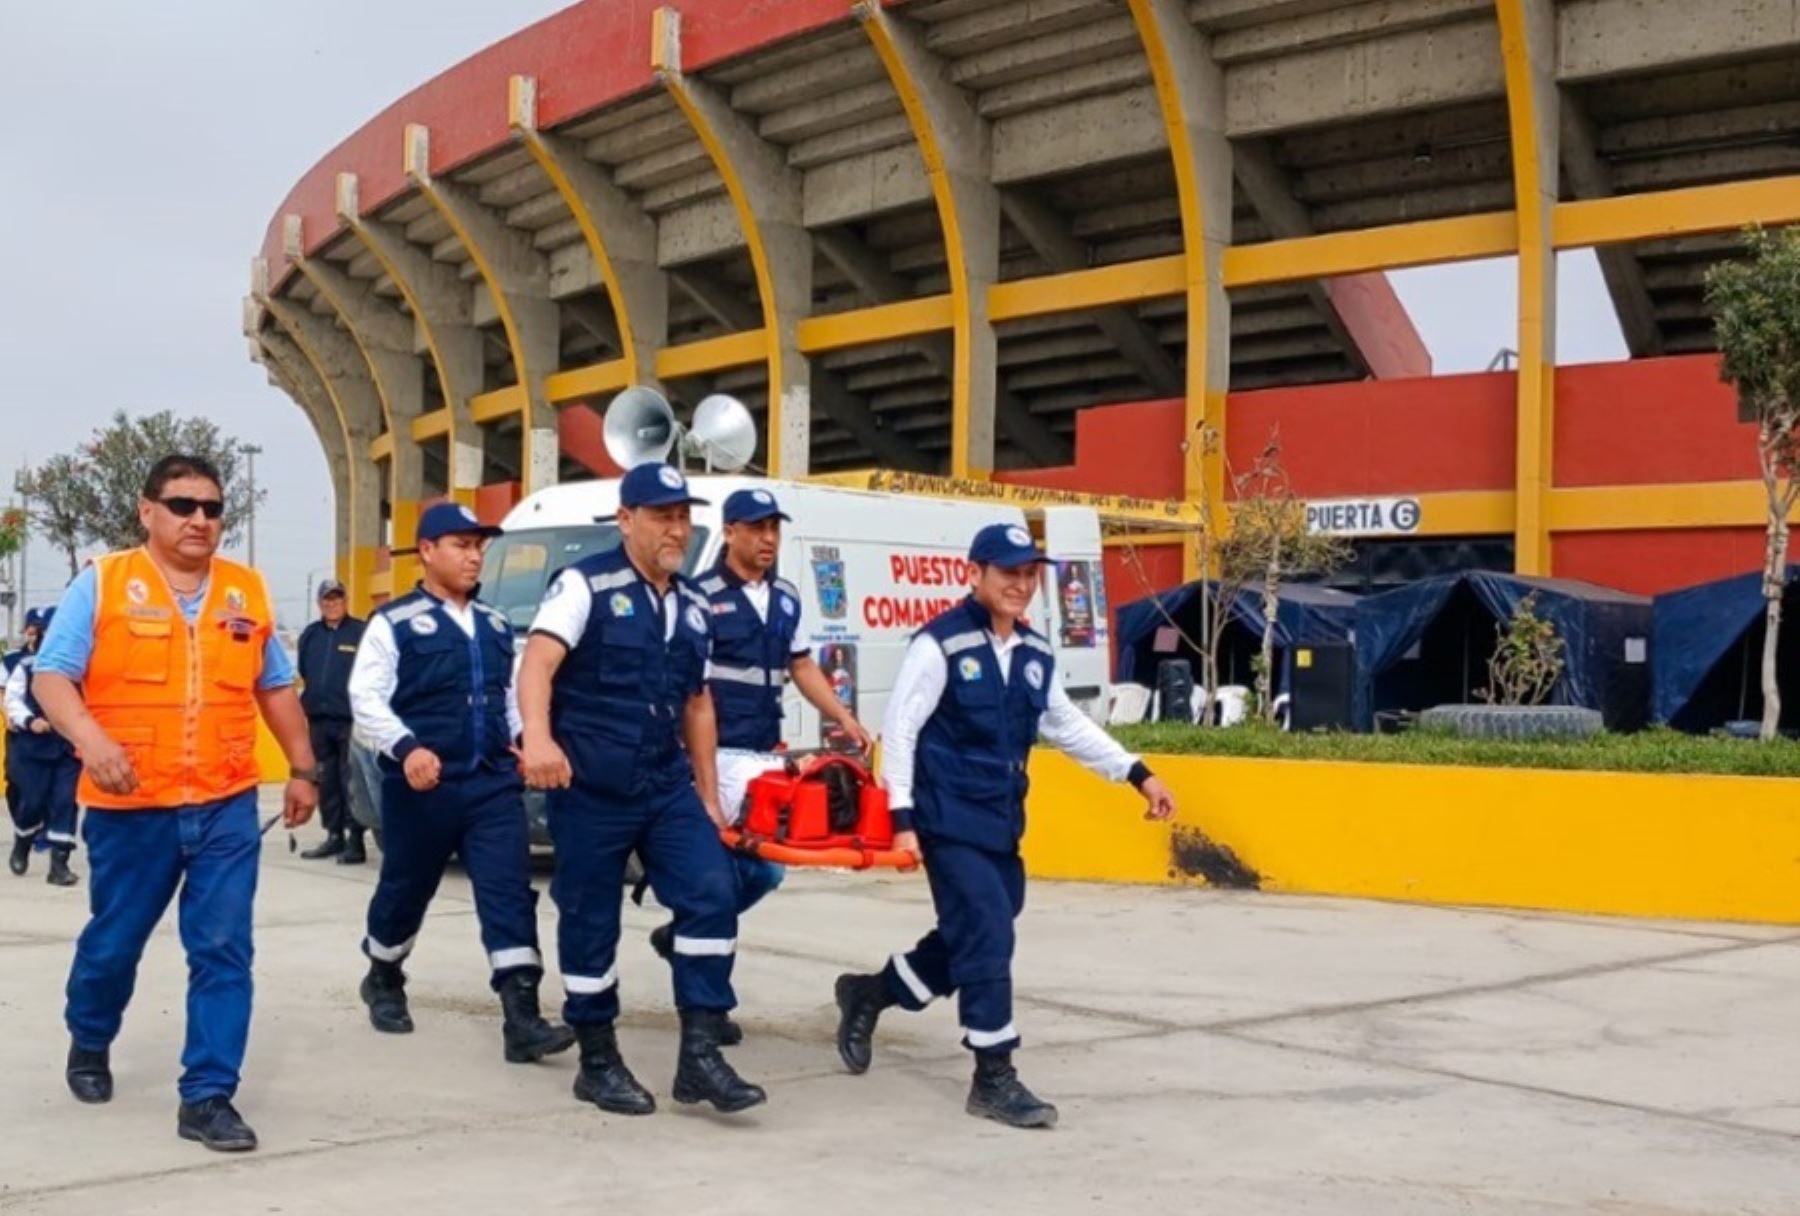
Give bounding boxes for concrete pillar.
[285,215,428,567]
[250,325,353,591]
[857,1,1069,475]
[1498,0,1561,575]
[249,281,386,612]
[337,172,486,503]
[406,124,561,494]
[654,7,812,477]
[1126,0,1235,577]
[510,76,668,392]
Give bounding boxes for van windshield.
[481,525,713,631]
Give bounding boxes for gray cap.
[316,578,348,600]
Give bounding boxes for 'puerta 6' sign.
[1304,496,1423,538]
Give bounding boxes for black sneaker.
[177,1096,259,1152]
[66,1044,112,1104]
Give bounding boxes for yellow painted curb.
[1022,750,1800,926]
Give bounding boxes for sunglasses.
[158,496,225,521]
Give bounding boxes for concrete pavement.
[2,789,1798,1214]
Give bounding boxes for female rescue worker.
[833,522,1177,1129]
[6,607,82,885]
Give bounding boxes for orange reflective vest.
[78,549,274,810]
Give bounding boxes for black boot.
[498,972,577,1063]
[967,1053,1058,1129]
[9,833,32,876]
[66,1043,112,1104]
[650,923,744,1046]
[834,972,894,1075]
[46,846,78,887]
[337,831,367,866]
[177,1096,258,1152]
[571,1023,656,1115]
[672,1010,766,1113]
[359,959,414,1033]
[301,833,344,861]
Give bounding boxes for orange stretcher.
[721,754,919,871]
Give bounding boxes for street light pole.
[243,444,262,566]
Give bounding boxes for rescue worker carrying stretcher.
[347,502,574,1066]
[834,523,1177,1129]
[517,462,765,1117]
[645,487,875,1044]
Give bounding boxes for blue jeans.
[732,854,784,914]
[65,791,260,1104]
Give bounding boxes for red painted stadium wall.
[1001,354,1763,622]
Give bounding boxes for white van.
[349,476,1113,847]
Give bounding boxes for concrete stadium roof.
[246,0,1800,580]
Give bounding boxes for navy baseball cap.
[723,487,791,525]
[969,523,1048,567]
[410,502,503,549]
[618,462,710,510]
[23,608,44,630]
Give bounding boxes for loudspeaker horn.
[602,386,679,468]
[686,394,758,473]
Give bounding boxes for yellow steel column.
[1127,0,1234,579]
[1498,0,1560,575]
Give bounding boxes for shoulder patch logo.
[1024,660,1045,690]
[126,578,149,605]
[225,587,246,613]
[610,591,635,618]
[957,655,983,682]
[685,604,708,634]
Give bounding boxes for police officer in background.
[646,488,875,1041]
[4,610,45,874]
[296,579,367,864]
[7,608,80,884]
[834,523,1177,1129]
[517,462,765,1117]
[347,502,574,1066]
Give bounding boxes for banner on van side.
[818,641,860,752]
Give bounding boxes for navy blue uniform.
[3,647,25,823]
[355,588,543,987]
[880,599,1056,1054]
[697,563,805,753]
[297,615,365,840]
[6,651,80,851]
[537,547,740,1026]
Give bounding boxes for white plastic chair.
[1272,692,1292,731]
[1107,682,1153,726]
[1215,685,1250,727]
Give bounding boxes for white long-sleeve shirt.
[881,629,1139,811]
[4,659,37,731]
[348,600,523,760]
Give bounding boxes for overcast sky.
[0,2,1625,636]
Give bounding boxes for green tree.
[1218,432,1351,724]
[17,454,99,576]
[1706,226,1800,742]
[73,410,262,553]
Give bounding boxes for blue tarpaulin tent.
[1652,566,1800,732]
[1115,580,1359,690]
[1353,573,1652,731]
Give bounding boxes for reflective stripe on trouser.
[363,764,543,991]
[65,793,261,1104]
[547,779,739,1025]
[881,836,1026,1055]
[9,740,80,849]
